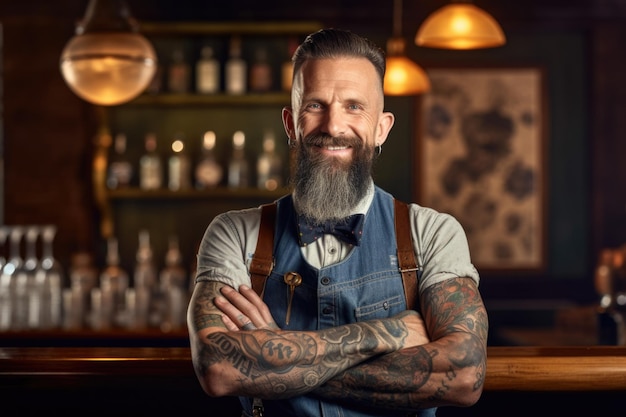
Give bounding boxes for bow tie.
[297,214,365,246]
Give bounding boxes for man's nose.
[320,106,346,137]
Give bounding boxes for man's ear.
[282,106,295,141]
[376,111,395,146]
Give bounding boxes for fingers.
[220,313,241,331]
[215,285,273,330]
[238,285,276,324]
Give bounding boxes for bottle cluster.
[89,231,191,332]
[0,226,193,333]
[146,36,300,95]
[107,129,285,191]
[0,225,63,331]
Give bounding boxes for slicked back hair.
[292,28,386,91]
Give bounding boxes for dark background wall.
[1,0,625,309]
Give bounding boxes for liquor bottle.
[249,46,272,92]
[35,225,64,330]
[159,235,188,331]
[139,133,163,190]
[195,130,223,189]
[225,36,247,95]
[168,133,192,191]
[98,237,129,329]
[257,130,283,190]
[168,48,190,93]
[133,229,157,329]
[68,251,98,329]
[227,130,250,188]
[0,226,24,330]
[107,132,133,189]
[196,45,220,94]
[281,37,299,92]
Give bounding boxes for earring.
[375,144,382,156]
[288,137,296,148]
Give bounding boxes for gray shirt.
[195,182,479,295]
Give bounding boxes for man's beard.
[291,133,375,223]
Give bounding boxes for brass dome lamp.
[60,0,157,106]
[415,0,506,50]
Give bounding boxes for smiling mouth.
[325,145,349,151]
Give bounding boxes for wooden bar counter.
[1,345,625,416]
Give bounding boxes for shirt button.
[321,277,331,285]
[383,301,389,310]
[328,247,337,255]
[323,306,332,314]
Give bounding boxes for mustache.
[303,133,361,148]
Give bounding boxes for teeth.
[326,146,348,150]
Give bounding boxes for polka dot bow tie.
[297,214,365,246]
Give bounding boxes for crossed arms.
[187,276,488,412]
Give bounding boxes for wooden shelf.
[127,92,292,107]
[139,21,323,36]
[106,187,289,200]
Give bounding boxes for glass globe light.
[60,0,157,106]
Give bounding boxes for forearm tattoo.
[189,282,413,398]
[313,277,488,411]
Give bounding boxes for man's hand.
[216,284,430,348]
[214,284,279,331]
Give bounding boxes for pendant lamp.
[60,0,157,106]
[384,0,430,96]
[415,0,505,50]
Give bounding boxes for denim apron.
[240,187,436,417]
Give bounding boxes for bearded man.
[187,28,488,417]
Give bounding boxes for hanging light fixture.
[415,0,506,50]
[384,0,430,96]
[60,0,157,106]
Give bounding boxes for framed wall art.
[416,67,548,272]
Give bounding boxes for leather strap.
[249,203,276,297]
[249,199,419,311]
[394,199,419,311]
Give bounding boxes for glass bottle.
[159,235,188,331]
[133,229,157,329]
[249,46,272,92]
[68,251,99,329]
[0,226,11,330]
[196,45,220,94]
[35,225,64,330]
[23,226,41,330]
[168,133,192,191]
[225,36,247,95]
[139,132,163,190]
[257,130,283,190]
[195,130,223,189]
[0,226,25,330]
[97,237,129,329]
[107,133,133,189]
[227,130,250,188]
[168,48,190,93]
